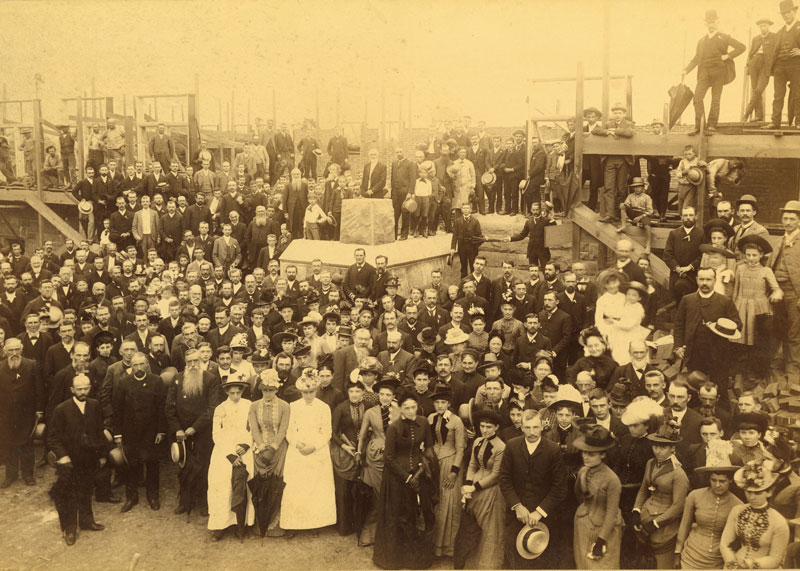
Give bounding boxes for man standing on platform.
[502,130,526,216]
[451,203,485,279]
[763,1,800,130]
[361,148,387,199]
[595,103,635,223]
[149,124,175,173]
[505,202,555,269]
[743,18,777,122]
[390,147,414,240]
[683,9,746,136]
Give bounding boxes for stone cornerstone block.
[339,198,395,246]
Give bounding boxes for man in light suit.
[332,326,373,393]
[376,330,414,380]
[498,409,567,569]
[361,148,387,198]
[771,200,800,390]
[212,223,241,274]
[131,195,160,258]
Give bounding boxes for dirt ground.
[0,456,459,571]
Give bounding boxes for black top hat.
[574,424,616,452]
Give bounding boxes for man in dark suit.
[674,267,742,403]
[467,132,492,214]
[558,271,589,364]
[743,18,777,122]
[693,376,732,435]
[498,409,567,569]
[507,202,556,269]
[666,378,704,464]
[502,130,526,216]
[18,312,54,365]
[342,248,377,302]
[327,126,349,169]
[390,147,415,239]
[91,164,116,237]
[361,148,387,199]
[513,313,553,371]
[376,330,414,379]
[184,192,212,236]
[682,9,746,135]
[164,349,220,516]
[538,292,573,379]
[451,203,484,278]
[112,352,166,512]
[593,105,636,222]
[0,339,44,487]
[47,374,108,545]
[418,291,450,332]
[143,162,169,198]
[523,136,547,216]
[43,322,77,387]
[763,2,800,129]
[206,307,242,354]
[274,123,295,170]
[123,312,152,352]
[607,339,658,398]
[663,206,705,304]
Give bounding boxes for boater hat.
[706,317,742,340]
[481,171,496,186]
[516,521,550,560]
[171,440,186,468]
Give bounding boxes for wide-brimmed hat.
[515,521,550,560]
[647,419,682,444]
[171,441,186,468]
[583,107,602,119]
[651,118,665,127]
[259,369,281,390]
[418,327,440,345]
[322,310,341,324]
[549,384,583,411]
[699,243,736,258]
[230,333,251,355]
[477,357,504,373]
[446,163,460,178]
[686,166,705,185]
[221,379,249,392]
[695,439,738,474]
[704,218,735,239]
[780,199,800,213]
[518,179,530,192]
[737,234,773,255]
[622,280,649,299]
[706,317,742,341]
[629,177,646,188]
[686,370,710,393]
[430,389,454,403]
[732,411,770,434]
[373,376,400,394]
[108,445,128,467]
[272,331,298,347]
[621,397,664,426]
[78,200,94,214]
[608,381,633,406]
[756,17,775,25]
[574,424,616,452]
[30,419,46,441]
[736,194,758,208]
[611,102,628,113]
[734,459,779,491]
[443,328,469,345]
[300,311,323,327]
[481,171,497,186]
[295,371,320,392]
[337,325,353,338]
[473,408,504,427]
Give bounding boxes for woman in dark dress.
[373,392,439,570]
[330,380,367,536]
[566,327,619,389]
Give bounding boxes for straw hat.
[734,459,779,492]
[443,328,469,345]
[515,522,550,560]
[170,441,186,468]
[706,317,742,341]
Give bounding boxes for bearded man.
[164,348,221,516]
[0,337,44,487]
[244,205,278,269]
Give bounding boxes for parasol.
[247,473,285,537]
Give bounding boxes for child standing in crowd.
[303,195,327,240]
[700,219,737,297]
[733,235,782,380]
[674,144,703,213]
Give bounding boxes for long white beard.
[182,368,204,398]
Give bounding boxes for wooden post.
[187,95,196,170]
[601,0,610,119]
[194,73,200,121]
[122,94,127,117]
[572,224,582,262]
[76,96,85,176]
[315,89,320,130]
[91,78,96,119]
[272,87,277,124]
[626,75,633,121]
[741,28,752,121]
[33,99,44,246]
[663,102,670,135]
[380,87,386,145]
[218,98,223,131]
[696,116,707,228]
[336,88,341,126]
[574,62,585,217]
[247,98,251,132]
[105,97,114,118]
[231,90,236,132]
[124,115,135,167]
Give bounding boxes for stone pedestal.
[279,235,451,297]
[339,198,395,245]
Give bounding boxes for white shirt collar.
[525,437,542,455]
[73,397,86,414]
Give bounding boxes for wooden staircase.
[570,204,670,289]
[0,189,82,242]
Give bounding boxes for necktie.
[381,406,390,430]
[435,414,448,443]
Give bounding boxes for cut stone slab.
[339,198,395,245]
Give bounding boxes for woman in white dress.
[280,369,337,535]
[594,271,626,340]
[606,281,650,366]
[207,379,255,541]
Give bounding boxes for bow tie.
[30,336,38,342]
[683,235,691,241]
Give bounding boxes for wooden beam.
[583,132,800,159]
[574,62,584,216]
[32,100,44,245]
[0,190,82,242]
[530,75,630,83]
[571,204,670,288]
[601,0,610,119]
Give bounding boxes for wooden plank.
[544,221,573,246]
[583,132,800,159]
[0,190,81,242]
[571,204,670,288]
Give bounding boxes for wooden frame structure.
[133,94,197,167]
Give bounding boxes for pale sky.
[0,0,769,129]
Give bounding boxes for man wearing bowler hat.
[770,199,800,390]
[762,0,800,129]
[683,9,746,135]
[744,18,777,122]
[730,194,769,255]
[498,408,567,569]
[593,103,635,223]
